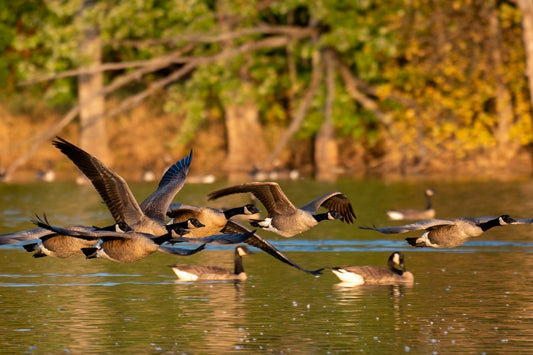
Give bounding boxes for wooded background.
[1,0,533,182]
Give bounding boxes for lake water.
[1,178,532,353]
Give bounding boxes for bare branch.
[107,35,295,118]
[107,25,318,47]
[336,59,393,128]
[19,26,318,85]
[19,44,196,86]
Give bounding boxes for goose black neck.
[388,258,404,275]
[224,206,245,219]
[480,218,502,232]
[425,194,433,210]
[153,233,172,245]
[313,212,330,222]
[234,249,245,275]
[166,222,189,236]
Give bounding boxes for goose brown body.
[166,203,260,238]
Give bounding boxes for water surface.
[1,179,532,353]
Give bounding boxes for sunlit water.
[1,179,532,353]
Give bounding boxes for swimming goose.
[330,252,414,285]
[207,182,356,237]
[166,203,261,239]
[170,245,253,281]
[52,137,191,236]
[386,188,436,221]
[360,215,516,248]
[34,217,254,263]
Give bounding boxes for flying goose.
[361,215,516,248]
[170,245,253,281]
[52,137,192,236]
[34,217,254,263]
[207,182,356,237]
[330,252,414,285]
[386,188,436,221]
[166,203,261,239]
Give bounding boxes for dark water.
[1,179,532,353]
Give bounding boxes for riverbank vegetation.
[1,0,532,182]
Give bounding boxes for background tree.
[1,0,531,181]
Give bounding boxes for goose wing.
[52,137,143,225]
[158,244,206,256]
[300,192,356,224]
[465,216,499,224]
[33,222,106,240]
[510,218,533,225]
[360,219,456,234]
[223,220,323,275]
[166,203,202,219]
[32,215,142,240]
[0,227,55,245]
[208,182,296,216]
[169,229,254,245]
[140,150,192,222]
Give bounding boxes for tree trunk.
[78,3,109,163]
[315,49,338,181]
[216,0,268,182]
[225,98,268,181]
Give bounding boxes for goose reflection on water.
[170,265,249,353]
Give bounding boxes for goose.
[166,203,261,239]
[207,182,356,237]
[330,252,414,285]
[52,137,191,236]
[34,217,254,263]
[170,245,253,281]
[360,215,516,248]
[386,188,436,221]
[35,164,56,182]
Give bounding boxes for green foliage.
[5,0,533,157]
